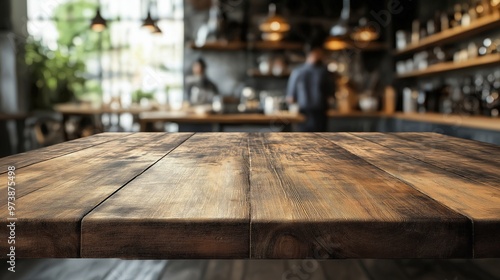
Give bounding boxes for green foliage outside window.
[26,0,110,109]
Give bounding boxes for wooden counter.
[139,111,305,132]
[328,111,500,132]
[54,103,155,115]
[1,133,499,259]
[393,113,500,132]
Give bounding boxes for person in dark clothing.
[185,58,219,105]
[286,47,335,132]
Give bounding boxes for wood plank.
[188,40,246,51]
[354,133,500,188]
[394,13,500,56]
[0,133,179,205]
[0,133,192,258]
[81,133,250,259]
[0,133,132,173]
[249,133,471,259]
[393,132,500,166]
[320,133,500,258]
[396,54,500,79]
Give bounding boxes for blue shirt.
[286,63,334,111]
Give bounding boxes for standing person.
[286,46,335,132]
[185,58,219,106]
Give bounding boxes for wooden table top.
[1,133,499,259]
[139,111,306,124]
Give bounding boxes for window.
[27,0,184,109]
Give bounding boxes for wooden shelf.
[190,40,388,52]
[188,41,246,51]
[344,41,389,52]
[396,54,500,79]
[247,69,291,78]
[395,13,500,56]
[249,41,304,51]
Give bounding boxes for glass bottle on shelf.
[441,11,450,31]
[419,27,428,41]
[474,0,487,18]
[427,85,441,113]
[485,72,500,116]
[468,42,479,59]
[461,3,472,26]
[411,20,420,43]
[451,4,463,28]
[468,1,479,21]
[478,38,493,56]
[473,75,485,114]
[417,88,428,113]
[461,76,482,115]
[439,85,453,114]
[428,49,438,66]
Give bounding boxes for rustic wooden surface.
[0,133,192,257]
[249,133,470,259]
[81,133,251,259]
[0,132,499,259]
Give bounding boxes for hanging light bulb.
[324,0,351,51]
[262,32,285,42]
[260,3,290,41]
[142,10,156,32]
[351,18,379,42]
[324,37,349,51]
[90,8,107,32]
[152,0,162,35]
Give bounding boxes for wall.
[183,0,247,96]
[183,0,392,101]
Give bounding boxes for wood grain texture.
[81,133,250,259]
[353,133,500,188]
[0,133,131,173]
[2,132,498,259]
[248,133,471,259]
[0,133,192,258]
[319,133,500,258]
[393,132,500,166]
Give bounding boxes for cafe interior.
[1,0,500,279]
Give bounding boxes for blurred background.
[1,0,500,158]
